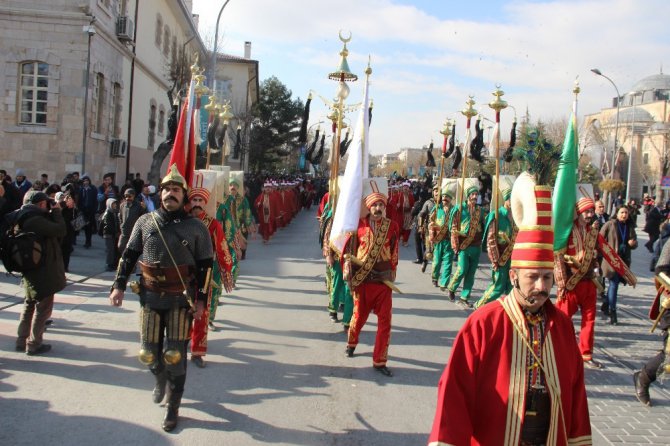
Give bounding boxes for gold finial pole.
[327,33,358,212]
[488,85,508,235]
[204,96,219,169]
[457,96,477,207]
[438,119,452,200]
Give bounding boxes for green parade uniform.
[321,203,353,328]
[446,189,484,304]
[228,190,253,259]
[474,199,517,309]
[430,201,454,289]
[216,198,239,288]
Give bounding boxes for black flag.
[426,141,436,167]
[503,121,518,162]
[312,134,326,165]
[469,117,484,163]
[298,96,311,144]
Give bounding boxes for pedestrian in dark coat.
[14,190,66,355]
[101,198,120,270]
[600,206,637,325]
[644,204,663,252]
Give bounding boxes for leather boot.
[152,370,167,404]
[162,390,183,431]
[633,370,652,406]
[610,310,618,326]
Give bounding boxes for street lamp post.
[209,0,232,90]
[626,91,642,200]
[591,68,621,209]
[81,22,96,175]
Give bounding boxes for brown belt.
[139,261,194,294]
[521,389,550,445]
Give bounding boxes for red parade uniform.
[344,216,399,367]
[191,213,233,357]
[255,191,279,242]
[427,295,592,446]
[554,212,635,362]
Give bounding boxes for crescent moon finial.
[339,30,352,44]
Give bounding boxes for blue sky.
[192,0,670,155]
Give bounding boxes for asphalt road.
[0,209,668,445]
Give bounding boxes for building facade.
[0,1,258,187]
[583,72,670,201]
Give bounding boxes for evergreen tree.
[248,76,304,172]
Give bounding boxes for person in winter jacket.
[100,198,120,271]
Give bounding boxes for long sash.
[498,226,519,266]
[351,217,391,288]
[433,206,452,244]
[565,226,598,291]
[458,205,481,250]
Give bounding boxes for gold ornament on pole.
[327,31,358,210]
[488,85,508,235]
[438,119,452,200]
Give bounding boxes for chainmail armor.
[126,210,212,265]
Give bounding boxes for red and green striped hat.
[510,173,554,269]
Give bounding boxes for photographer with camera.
[12,190,66,355]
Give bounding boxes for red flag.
[168,79,196,187]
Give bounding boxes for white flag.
[330,74,370,254]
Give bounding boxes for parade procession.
[3,1,670,445]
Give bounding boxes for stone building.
[583,71,670,201]
[0,1,258,186]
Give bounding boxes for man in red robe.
[343,178,399,377]
[428,173,592,446]
[188,187,233,368]
[554,197,636,369]
[254,182,279,244]
[397,181,415,245]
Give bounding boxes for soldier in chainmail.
[109,165,213,432]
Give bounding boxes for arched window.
[148,102,157,149]
[155,15,163,47]
[163,27,170,56]
[158,106,165,136]
[19,61,49,125]
[93,72,105,133]
[110,82,122,138]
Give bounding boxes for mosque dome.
[608,107,654,124]
[622,72,670,104]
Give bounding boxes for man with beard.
[109,165,213,431]
[188,185,233,368]
[117,188,146,254]
[428,173,591,446]
[446,186,484,308]
[226,174,255,260]
[554,197,636,369]
[343,178,399,377]
[429,187,454,291]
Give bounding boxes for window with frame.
[93,73,106,134]
[158,106,165,136]
[163,26,170,56]
[19,61,49,125]
[148,103,157,149]
[110,82,121,138]
[155,15,163,47]
[171,36,177,67]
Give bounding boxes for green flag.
[552,114,578,251]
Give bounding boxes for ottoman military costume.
[110,165,213,431]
